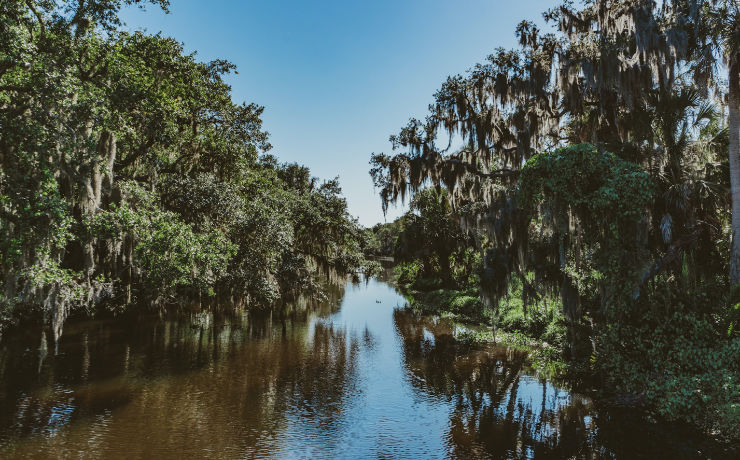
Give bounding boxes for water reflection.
[0,281,356,458]
[0,277,733,459]
[394,309,600,459]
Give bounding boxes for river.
[0,275,732,458]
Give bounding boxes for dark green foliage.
[519,144,653,314]
[601,283,740,437]
[363,220,403,257]
[370,1,740,441]
[90,181,235,292]
[394,261,421,288]
[0,1,370,340]
[393,188,475,287]
[402,287,484,322]
[520,144,653,228]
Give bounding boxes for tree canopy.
[371,0,739,438]
[0,0,371,344]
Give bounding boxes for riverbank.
[396,284,571,378]
[394,279,740,449]
[2,275,737,458]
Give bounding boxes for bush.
[599,285,740,441]
[500,307,527,332]
[542,317,567,349]
[395,261,421,286]
[450,295,482,315]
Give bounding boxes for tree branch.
[632,229,701,300]
[25,0,46,34]
[444,158,520,179]
[0,84,33,93]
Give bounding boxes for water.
[0,276,733,459]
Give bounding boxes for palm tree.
[679,0,740,283]
[715,2,740,284]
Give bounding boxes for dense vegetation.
[371,0,740,440]
[0,1,372,344]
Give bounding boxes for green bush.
[541,317,567,350]
[500,307,527,332]
[395,261,421,287]
[450,295,482,315]
[599,285,740,440]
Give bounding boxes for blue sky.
[121,0,557,226]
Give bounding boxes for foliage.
[90,181,235,293]
[0,1,369,340]
[363,220,403,257]
[520,144,653,228]
[600,282,740,438]
[403,287,485,323]
[519,144,653,316]
[370,0,739,440]
[395,261,421,287]
[391,187,478,289]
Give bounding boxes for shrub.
[395,261,421,287]
[599,285,740,441]
[450,295,482,316]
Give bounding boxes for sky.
[120,0,557,227]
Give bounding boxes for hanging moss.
[0,0,373,342]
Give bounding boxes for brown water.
[0,276,734,459]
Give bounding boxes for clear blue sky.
[121,0,557,227]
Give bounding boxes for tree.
[370,1,740,436]
[690,0,740,283]
[0,0,370,342]
[394,188,467,287]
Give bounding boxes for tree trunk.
[439,249,452,287]
[729,60,740,285]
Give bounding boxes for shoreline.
[395,283,740,450]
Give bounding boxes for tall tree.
[696,0,740,283]
[370,0,734,355]
[394,188,466,286]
